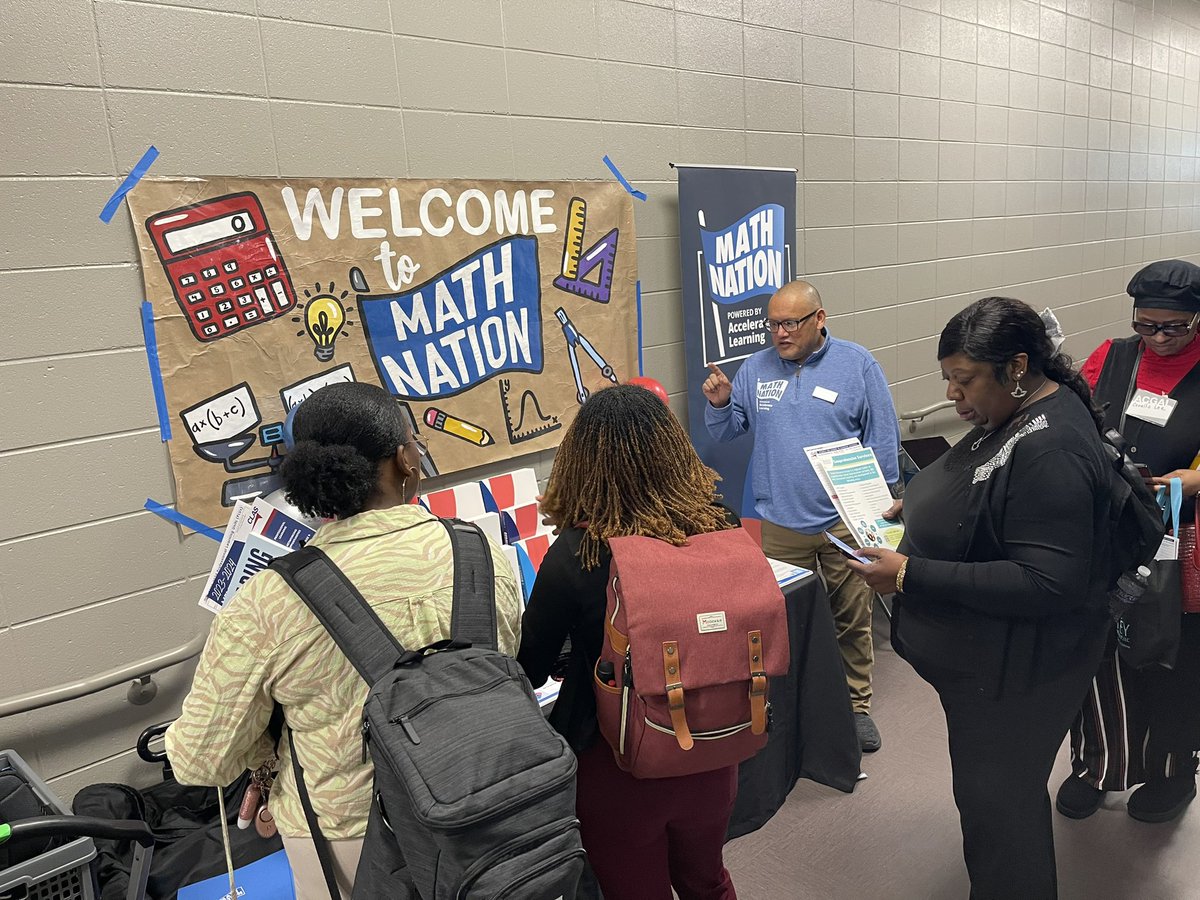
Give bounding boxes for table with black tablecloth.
[726,572,862,839]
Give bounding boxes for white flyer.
[813,446,904,550]
[803,437,862,524]
[766,557,812,587]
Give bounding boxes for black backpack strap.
[441,518,498,652]
[287,726,342,900]
[270,546,405,685]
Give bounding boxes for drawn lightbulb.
[304,293,346,362]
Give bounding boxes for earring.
[1010,372,1028,399]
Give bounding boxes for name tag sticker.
[696,611,727,634]
[1125,389,1176,427]
[813,386,838,403]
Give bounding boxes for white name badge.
[1156,534,1179,561]
[813,386,838,403]
[1125,389,1177,427]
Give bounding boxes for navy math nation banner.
[677,165,796,518]
[127,177,637,528]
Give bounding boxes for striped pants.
[1069,614,1200,790]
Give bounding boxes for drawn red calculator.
[147,192,297,342]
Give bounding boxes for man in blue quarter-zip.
[703,279,900,752]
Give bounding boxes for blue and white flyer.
[821,447,904,550]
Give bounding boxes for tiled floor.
[723,618,1200,900]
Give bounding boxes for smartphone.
[1135,464,1154,480]
[824,531,871,564]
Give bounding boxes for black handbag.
[1117,479,1183,670]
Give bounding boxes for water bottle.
[1109,565,1151,621]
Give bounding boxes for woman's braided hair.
[540,384,733,570]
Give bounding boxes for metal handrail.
[0,631,207,719]
[898,399,955,433]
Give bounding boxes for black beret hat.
[1126,259,1200,311]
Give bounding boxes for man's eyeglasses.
[1131,314,1199,337]
[405,434,429,457]
[765,309,818,334]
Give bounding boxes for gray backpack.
[270,519,583,899]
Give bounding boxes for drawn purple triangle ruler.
[553,227,619,305]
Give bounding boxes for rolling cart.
[0,749,153,900]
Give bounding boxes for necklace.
[970,378,1051,451]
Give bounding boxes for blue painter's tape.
[140,301,171,441]
[99,146,159,223]
[145,499,224,542]
[601,154,647,202]
[636,280,644,377]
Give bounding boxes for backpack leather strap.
[661,641,693,751]
[747,630,768,736]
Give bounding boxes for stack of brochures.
[803,438,905,551]
[199,497,316,613]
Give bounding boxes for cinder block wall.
[2,0,1197,801]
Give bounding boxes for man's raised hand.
[703,362,732,408]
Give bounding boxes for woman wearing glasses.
[1057,259,1200,825]
[166,382,523,898]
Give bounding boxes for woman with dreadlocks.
[518,383,740,900]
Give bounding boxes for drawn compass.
[555,307,617,405]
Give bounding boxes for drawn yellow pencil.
[424,407,494,447]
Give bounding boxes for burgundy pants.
[575,741,738,900]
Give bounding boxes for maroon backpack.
[593,528,790,779]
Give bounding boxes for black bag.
[1116,478,1183,670]
[72,771,284,900]
[0,771,58,869]
[270,518,584,900]
[1116,561,1182,670]
[1101,427,1166,588]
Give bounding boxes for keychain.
[253,763,278,839]
[239,763,276,834]
[255,802,278,838]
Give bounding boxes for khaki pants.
[281,833,363,900]
[760,519,875,713]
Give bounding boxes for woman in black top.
[849,297,1113,900]
[518,384,740,900]
[1058,259,1200,824]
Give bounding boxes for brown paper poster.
[127,177,638,528]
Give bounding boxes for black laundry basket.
[0,749,153,900]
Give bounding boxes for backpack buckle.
[747,631,769,736]
[661,641,694,751]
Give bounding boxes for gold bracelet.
[895,558,909,594]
